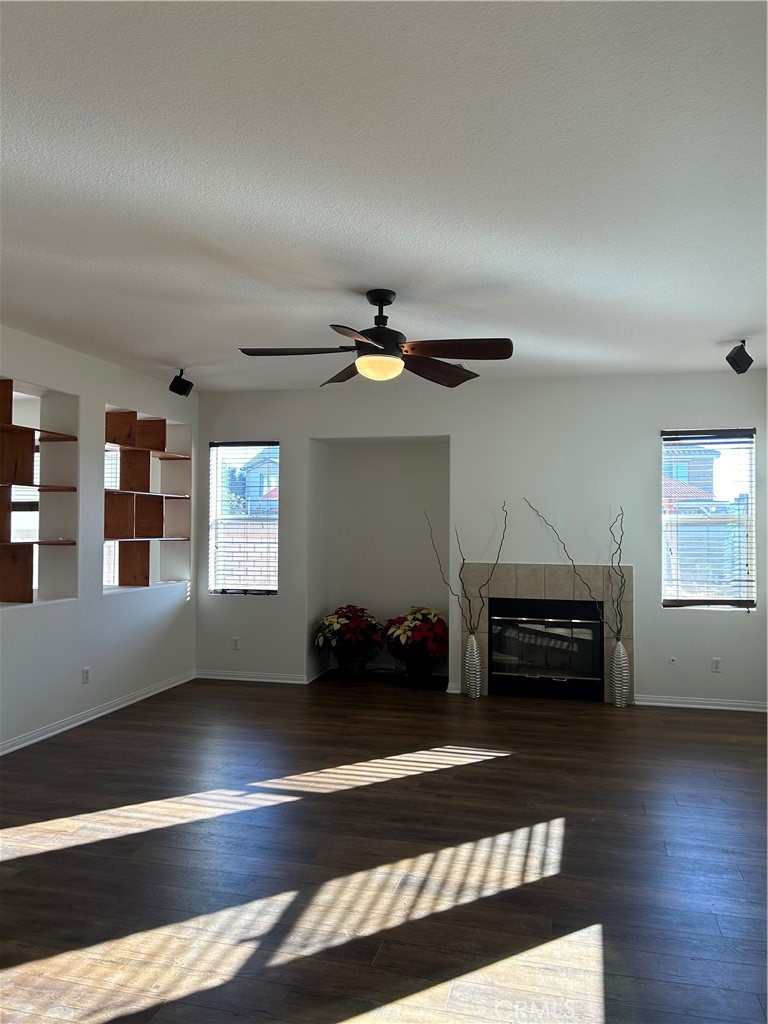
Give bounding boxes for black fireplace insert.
[488,597,604,701]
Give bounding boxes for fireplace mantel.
[460,562,634,701]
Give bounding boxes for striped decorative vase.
[464,632,483,698]
[610,639,630,707]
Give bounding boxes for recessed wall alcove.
[307,436,450,674]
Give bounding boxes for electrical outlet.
[81,667,90,685]
[231,636,240,651]
[711,657,722,673]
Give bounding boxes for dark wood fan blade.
[319,362,358,387]
[240,346,356,356]
[330,325,384,349]
[401,338,513,359]
[403,356,479,388]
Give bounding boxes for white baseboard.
[306,667,329,683]
[634,694,767,712]
[195,669,309,685]
[0,671,195,756]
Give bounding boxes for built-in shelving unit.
[0,378,79,603]
[104,409,191,587]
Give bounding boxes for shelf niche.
[104,409,191,589]
[0,378,79,603]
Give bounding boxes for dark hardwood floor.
[1,678,765,1024]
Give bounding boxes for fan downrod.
[365,288,396,327]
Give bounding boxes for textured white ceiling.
[1,2,765,391]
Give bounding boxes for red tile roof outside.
[662,477,714,502]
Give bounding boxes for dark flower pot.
[400,646,436,686]
[334,647,376,676]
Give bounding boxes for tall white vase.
[609,639,630,707]
[464,632,483,698]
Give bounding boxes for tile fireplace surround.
[460,562,634,701]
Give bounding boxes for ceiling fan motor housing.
[359,326,406,357]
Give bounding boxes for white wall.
[2,325,763,748]
[324,439,449,621]
[306,439,332,679]
[197,370,766,709]
[0,326,199,751]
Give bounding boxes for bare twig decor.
[425,502,509,633]
[523,497,626,641]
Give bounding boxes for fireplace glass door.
[489,598,604,701]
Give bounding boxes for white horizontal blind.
[103,449,120,587]
[209,442,279,594]
[104,449,120,490]
[661,429,756,608]
[11,451,40,588]
[10,449,40,537]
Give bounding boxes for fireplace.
[488,597,604,701]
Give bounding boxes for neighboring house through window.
[208,442,279,594]
[661,429,756,608]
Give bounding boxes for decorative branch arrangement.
[425,502,509,633]
[523,497,626,641]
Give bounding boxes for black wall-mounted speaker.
[169,372,194,396]
[726,342,753,375]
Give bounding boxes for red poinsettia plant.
[313,604,385,658]
[385,605,449,664]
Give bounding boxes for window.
[103,449,120,587]
[661,429,756,608]
[11,450,40,589]
[208,442,279,594]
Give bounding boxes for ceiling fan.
[240,289,513,387]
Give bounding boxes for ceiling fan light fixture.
[355,353,404,381]
[240,288,512,387]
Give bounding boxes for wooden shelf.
[105,488,189,499]
[119,539,150,586]
[0,539,76,546]
[105,410,189,459]
[0,422,77,443]
[105,492,190,540]
[1,484,77,493]
[119,536,190,542]
[104,491,135,539]
[1,425,35,485]
[0,544,33,602]
[105,442,190,460]
[135,493,164,539]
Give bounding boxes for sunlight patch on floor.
[255,746,512,793]
[1,894,295,1023]
[340,926,606,1024]
[1,821,567,1024]
[0,790,300,860]
[0,746,510,860]
[267,819,565,965]
[443,925,606,1024]
[1,917,603,1024]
